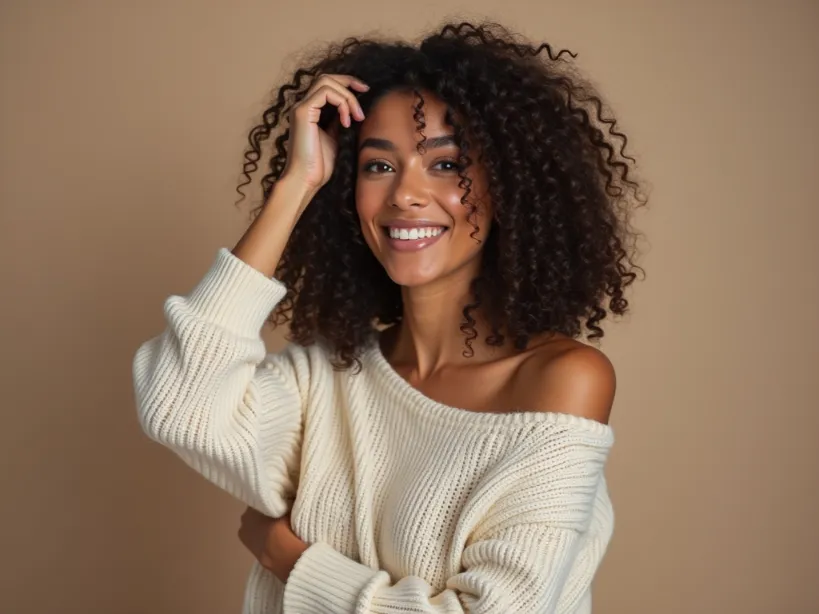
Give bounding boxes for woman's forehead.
[360,91,451,139]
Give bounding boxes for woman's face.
[355,89,492,288]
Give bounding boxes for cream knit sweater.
[133,248,615,614]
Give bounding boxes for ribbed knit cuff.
[184,247,288,337]
[282,542,391,613]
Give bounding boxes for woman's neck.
[383,263,505,379]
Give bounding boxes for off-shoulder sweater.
[132,247,615,614]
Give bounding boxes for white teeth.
[388,226,445,240]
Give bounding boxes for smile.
[382,225,448,252]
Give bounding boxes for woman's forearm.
[232,176,316,278]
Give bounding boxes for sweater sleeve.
[281,425,613,614]
[132,248,306,518]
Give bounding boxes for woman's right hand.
[281,74,369,199]
[233,74,368,276]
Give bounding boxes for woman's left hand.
[238,507,310,583]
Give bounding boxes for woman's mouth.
[382,225,448,252]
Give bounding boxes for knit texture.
[133,248,616,614]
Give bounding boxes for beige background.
[2,1,817,612]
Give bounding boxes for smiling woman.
[234,24,645,369]
[133,18,645,614]
[355,90,492,288]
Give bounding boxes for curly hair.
[236,20,647,370]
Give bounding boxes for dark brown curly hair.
[236,20,646,369]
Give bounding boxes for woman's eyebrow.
[358,135,456,152]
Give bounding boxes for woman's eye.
[361,160,460,174]
[362,161,393,173]
[434,160,460,172]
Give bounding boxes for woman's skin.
[355,89,494,377]
[238,509,306,583]
[234,74,616,583]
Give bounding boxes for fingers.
[316,86,358,127]
[311,73,369,94]
[297,74,368,128]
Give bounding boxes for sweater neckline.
[362,338,614,436]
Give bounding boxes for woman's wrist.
[274,174,319,213]
[267,519,310,583]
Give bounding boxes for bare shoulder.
[513,335,616,425]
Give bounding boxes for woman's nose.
[390,165,429,210]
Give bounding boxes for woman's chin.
[384,266,442,289]
[381,254,482,290]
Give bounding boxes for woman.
[134,20,644,613]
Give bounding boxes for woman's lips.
[383,227,448,252]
